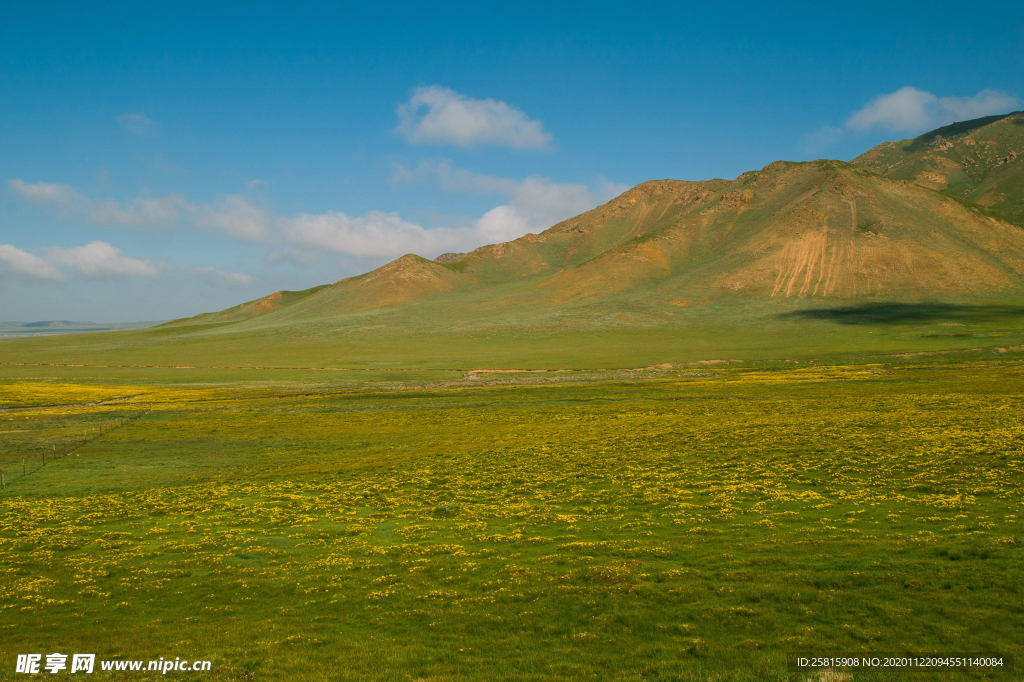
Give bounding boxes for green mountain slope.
[852,110,1024,223]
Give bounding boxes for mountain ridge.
[164,112,1024,333]
[852,110,1024,223]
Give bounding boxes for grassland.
[3,100,1022,682]
[1,363,1022,681]
[6,296,1024,380]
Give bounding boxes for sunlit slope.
[161,284,333,327]
[8,151,1024,371]
[169,159,1024,334]
[437,178,730,287]
[535,159,1024,303]
[852,110,1024,224]
[167,254,472,328]
[166,178,732,328]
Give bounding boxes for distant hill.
[0,320,165,338]
[852,110,1024,224]
[166,152,1024,334]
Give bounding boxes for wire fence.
[0,410,151,490]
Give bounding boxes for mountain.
[168,152,1024,334]
[852,110,1024,224]
[8,114,1024,370]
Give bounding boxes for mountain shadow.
[780,302,1024,325]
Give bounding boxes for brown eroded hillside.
[166,156,1024,333]
[539,159,1024,303]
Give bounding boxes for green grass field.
[6,297,1024,378]
[2,59,1022,682]
[1,362,1021,681]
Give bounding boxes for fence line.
[1,409,152,489]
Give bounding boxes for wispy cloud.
[471,175,623,244]
[11,166,629,264]
[190,267,256,287]
[10,179,270,242]
[801,125,846,154]
[85,195,187,227]
[0,244,65,281]
[191,195,272,242]
[117,112,158,137]
[281,211,466,259]
[46,241,163,278]
[846,87,1020,133]
[282,162,628,260]
[391,160,626,242]
[0,241,162,281]
[389,159,519,195]
[801,86,1021,153]
[11,178,184,227]
[9,179,79,209]
[395,86,552,150]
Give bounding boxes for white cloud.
[846,87,1020,133]
[11,166,629,266]
[117,112,157,136]
[389,159,518,195]
[395,86,552,150]
[47,241,162,278]
[191,195,272,242]
[9,179,78,208]
[478,176,609,242]
[282,211,465,259]
[391,160,626,241]
[84,195,186,227]
[11,179,185,227]
[941,89,1022,120]
[0,244,65,281]
[847,87,935,132]
[10,180,270,241]
[516,176,622,224]
[191,267,256,287]
[287,163,627,259]
[0,241,162,282]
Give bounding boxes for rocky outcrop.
[434,252,467,263]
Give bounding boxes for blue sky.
[2,1,1023,322]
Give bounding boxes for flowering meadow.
[0,365,1021,680]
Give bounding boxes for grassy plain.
[4,111,1023,682]
[1,363,1022,681]
[6,298,1024,376]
